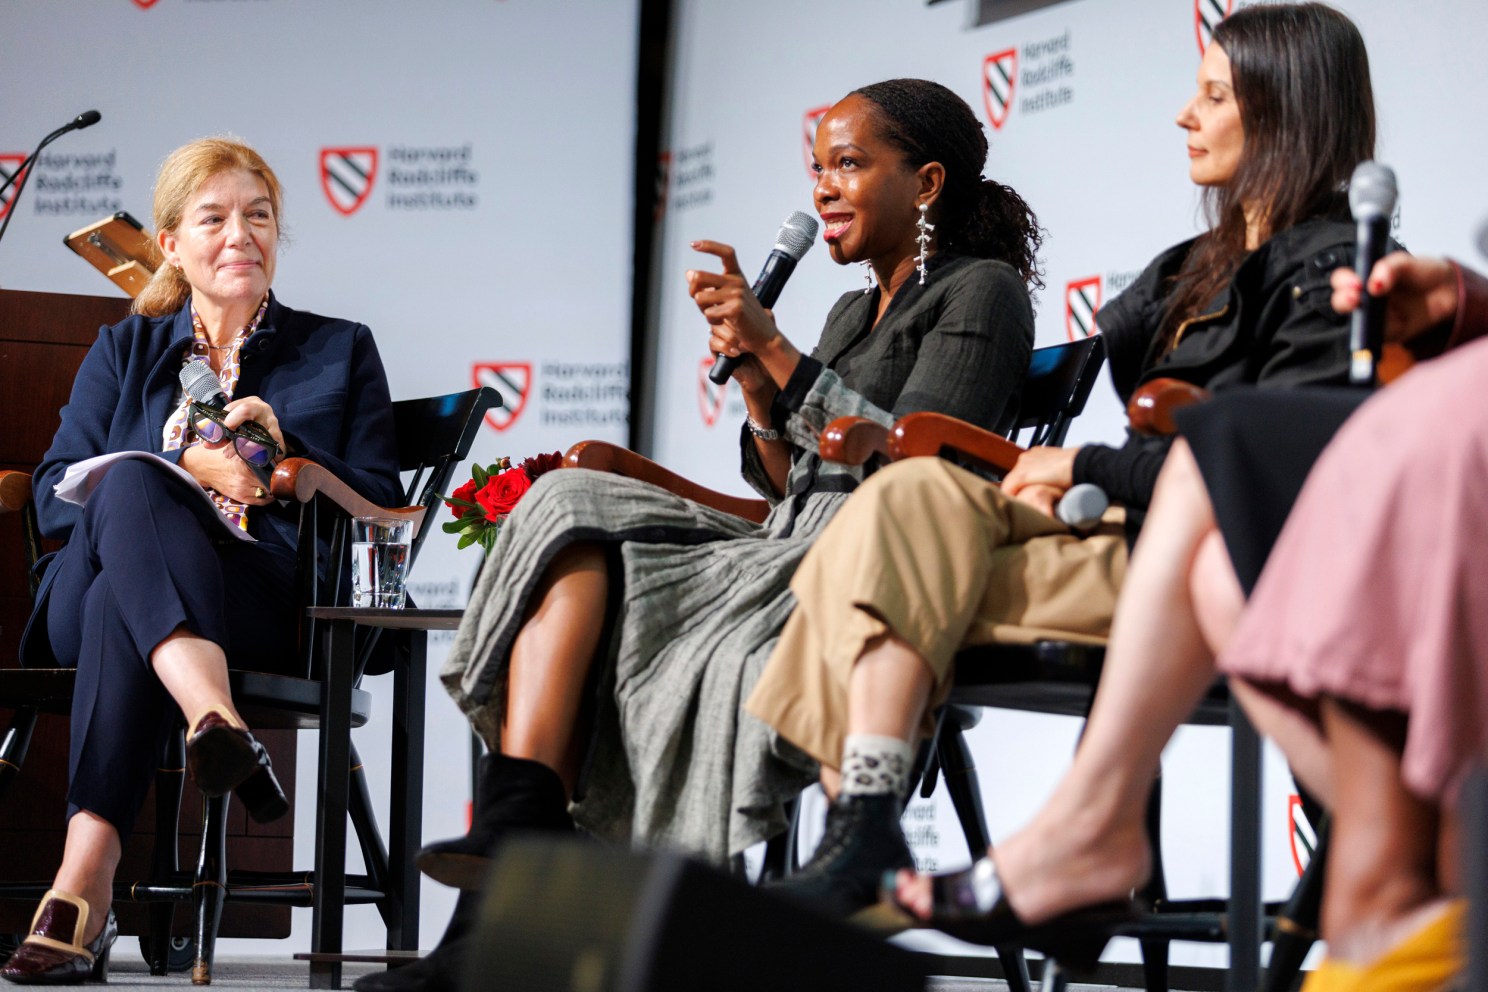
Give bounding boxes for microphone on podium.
[0,110,103,250]
[708,211,819,385]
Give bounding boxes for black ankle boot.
[767,793,914,919]
[415,754,574,890]
[351,891,481,992]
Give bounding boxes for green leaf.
[471,463,488,487]
[456,531,477,550]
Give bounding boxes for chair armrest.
[819,416,891,466]
[0,471,32,514]
[270,458,426,537]
[562,440,770,524]
[886,412,1026,475]
[1127,378,1211,436]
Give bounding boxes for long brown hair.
[1163,3,1375,344]
[133,137,284,317]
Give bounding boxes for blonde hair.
[132,136,284,317]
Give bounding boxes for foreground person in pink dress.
[887,251,1486,991]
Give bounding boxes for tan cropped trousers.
[746,457,1128,768]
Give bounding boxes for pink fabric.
[1219,334,1488,803]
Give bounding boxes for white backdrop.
[647,0,1488,969]
[0,0,637,956]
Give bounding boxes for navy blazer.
[22,293,402,666]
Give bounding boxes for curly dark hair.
[852,78,1044,293]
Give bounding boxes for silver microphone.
[1056,483,1109,531]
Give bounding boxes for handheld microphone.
[179,362,273,441]
[708,210,819,385]
[1056,483,1109,532]
[0,109,103,250]
[1347,161,1397,386]
[1476,216,1488,263]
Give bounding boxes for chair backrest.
[1003,334,1106,449]
[391,387,502,567]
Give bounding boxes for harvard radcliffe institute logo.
[697,357,725,427]
[1196,0,1235,54]
[132,0,159,7]
[982,49,1018,131]
[472,362,532,432]
[320,147,378,217]
[0,154,27,221]
[1288,794,1317,876]
[1065,276,1102,340]
[802,104,831,177]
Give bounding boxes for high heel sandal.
[185,712,288,823]
[873,857,1138,974]
[0,890,117,985]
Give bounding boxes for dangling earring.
[916,202,935,286]
[862,260,874,295]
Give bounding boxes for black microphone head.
[179,360,226,404]
[773,211,819,261]
[73,110,102,129]
[1348,161,1397,223]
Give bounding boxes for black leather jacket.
[1072,216,1369,534]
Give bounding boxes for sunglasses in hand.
[189,401,282,490]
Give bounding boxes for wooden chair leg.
[0,707,37,804]
[1263,820,1328,992]
[146,733,186,976]
[192,793,230,985]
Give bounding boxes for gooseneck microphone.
[708,210,820,385]
[0,109,103,251]
[1347,160,1398,386]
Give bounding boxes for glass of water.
[350,516,413,608]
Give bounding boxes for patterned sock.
[840,734,913,797]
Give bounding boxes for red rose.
[519,451,564,483]
[446,478,480,520]
[476,467,532,522]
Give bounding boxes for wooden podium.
[0,288,294,942]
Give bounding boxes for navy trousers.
[44,459,298,837]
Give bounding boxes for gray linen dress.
[442,253,1033,860]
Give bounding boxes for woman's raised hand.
[687,240,783,394]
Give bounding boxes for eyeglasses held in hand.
[189,401,281,489]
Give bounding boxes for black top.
[1072,217,1370,536]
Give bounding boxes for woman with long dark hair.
[750,3,1380,940]
[356,78,1042,992]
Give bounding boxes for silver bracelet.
[745,415,781,441]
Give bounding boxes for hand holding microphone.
[178,363,284,499]
[1346,160,1398,385]
[689,211,819,387]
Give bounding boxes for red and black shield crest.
[1288,794,1316,876]
[472,362,532,433]
[1065,276,1102,340]
[1196,0,1235,55]
[320,147,378,217]
[132,0,160,7]
[697,356,726,428]
[802,104,831,178]
[982,49,1018,131]
[0,154,28,221]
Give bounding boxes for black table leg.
[310,618,355,989]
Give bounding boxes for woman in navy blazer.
[3,138,400,985]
